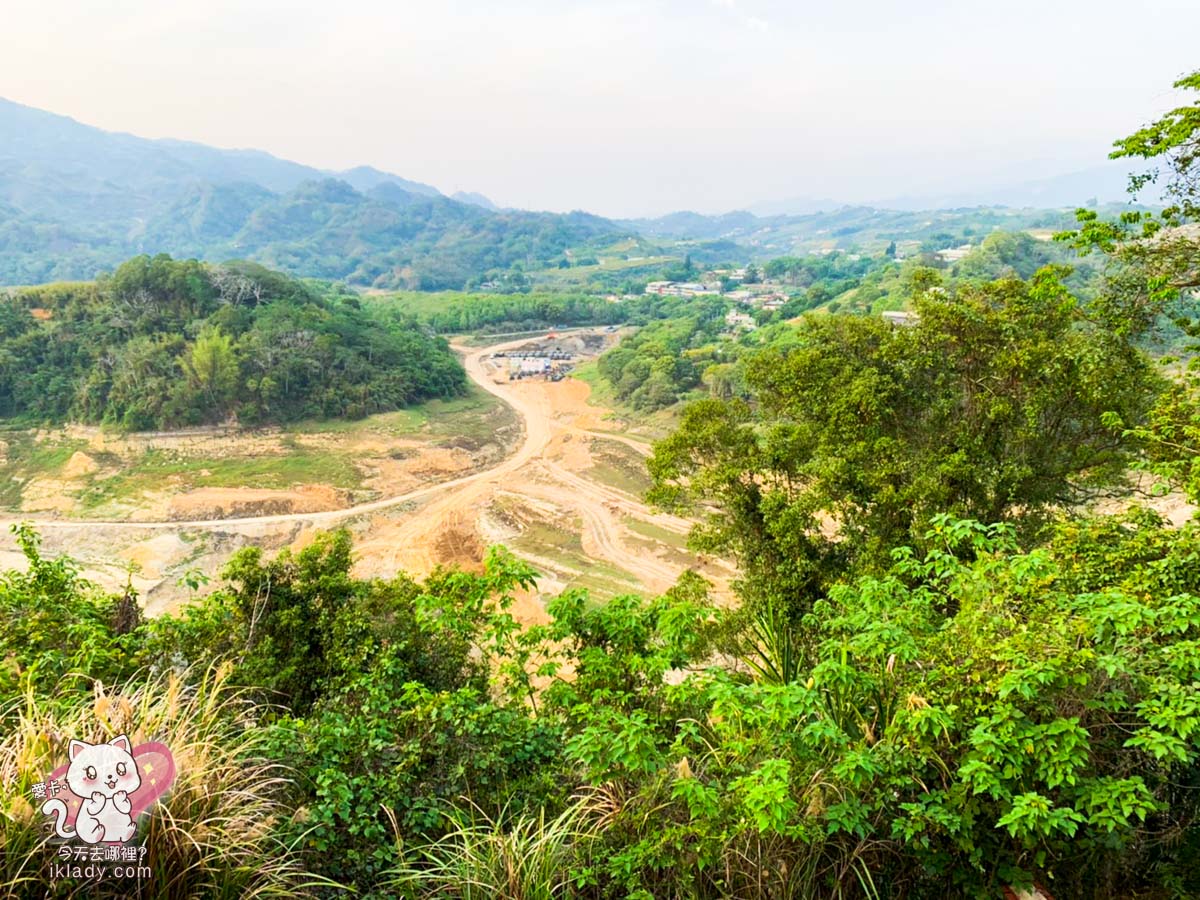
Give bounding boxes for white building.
[645,281,720,297]
[725,310,757,332]
[882,310,919,327]
[936,245,973,263]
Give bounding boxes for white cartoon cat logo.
[41,735,141,844]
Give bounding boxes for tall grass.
[385,783,882,900]
[384,798,599,899]
[0,664,328,898]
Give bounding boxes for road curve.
[0,331,597,532]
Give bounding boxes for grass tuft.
[384,798,599,900]
[0,665,330,898]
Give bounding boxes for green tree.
[185,326,239,416]
[649,268,1162,607]
[550,514,1200,897]
[1058,69,1200,512]
[1112,68,1200,219]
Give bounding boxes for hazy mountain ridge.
[451,191,498,210]
[0,97,626,287]
[0,96,1153,288]
[619,200,1146,258]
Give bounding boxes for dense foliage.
[648,266,1162,607]
[595,298,728,410]
[0,254,466,429]
[1061,67,1200,509]
[378,292,629,334]
[4,505,1200,897]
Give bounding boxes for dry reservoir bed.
[0,330,736,618]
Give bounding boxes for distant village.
[644,267,786,305]
[598,248,948,337]
[636,266,791,335]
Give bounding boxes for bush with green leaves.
[0,525,143,716]
[4,509,1200,897]
[648,267,1163,615]
[146,540,569,891]
[527,513,1200,898]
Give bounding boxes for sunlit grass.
[384,799,599,900]
[0,665,330,898]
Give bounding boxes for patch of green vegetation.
[529,255,673,291]
[622,531,696,570]
[372,291,628,335]
[586,442,653,496]
[561,567,642,601]
[75,447,362,513]
[624,517,690,551]
[574,360,682,441]
[280,384,518,461]
[0,431,90,508]
[286,384,505,436]
[424,388,518,445]
[510,517,585,557]
[2,256,466,430]
[572,361,616,404]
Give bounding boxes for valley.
[1,34,1198,894]
[0,327,732,616]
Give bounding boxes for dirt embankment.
[6,402,512,523]
[165,485,348,521]
[0,329,736,617]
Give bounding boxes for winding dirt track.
[0,334,578,532]
[1,330,726,603]
[351,335,700,592]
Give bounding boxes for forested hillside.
[620,203,1130,258]
[2,67,1200,900]
[0,254,466,429]
[0,98,625,289]
[0,97,1156,294]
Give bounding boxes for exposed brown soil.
[0,329,736,617]
[166,485,348,520]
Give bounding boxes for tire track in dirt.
[0,333,569,533]
[2,329,734,607]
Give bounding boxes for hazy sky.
[3,1,1198,216]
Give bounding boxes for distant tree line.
[383,293,628,334]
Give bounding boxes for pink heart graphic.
[44,741,176,842]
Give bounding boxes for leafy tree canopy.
[648,268,1162,607]
[0,254,466,429]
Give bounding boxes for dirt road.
[0,330,733,612]
[352,335,721,597]
[0,335,565,532]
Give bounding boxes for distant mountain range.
[876,162,1146,211]
[746,161,1150,218]
[0,97,617,287]
[0,96,1153,288]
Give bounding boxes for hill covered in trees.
[0,97,1160,295]
[0,254,466,429]
[0,98,626,289]
[2,67,1200,900]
